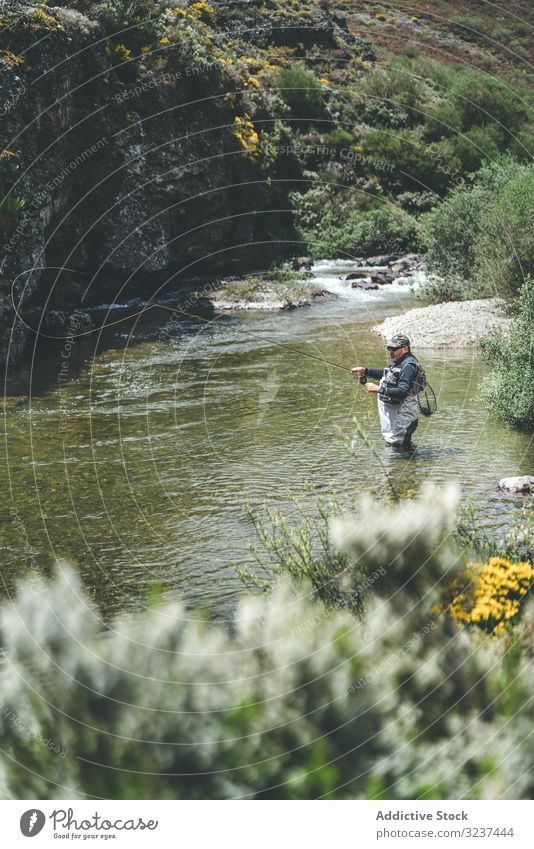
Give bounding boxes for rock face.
[0,4,372,364]
[0,26,263,362]
[498,476,534,493]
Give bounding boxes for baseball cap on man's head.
[385,334,411,349]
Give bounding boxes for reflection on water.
[1,263,533,617]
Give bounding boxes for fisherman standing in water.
[351,334,423,449]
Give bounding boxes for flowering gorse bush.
[438,557,534,636]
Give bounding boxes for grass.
[213,268,326,305]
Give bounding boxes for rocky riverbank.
[372,298,511,348]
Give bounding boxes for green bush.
[450,15,489,36]
[361,129,453,193]
[422,159,534,299]
[474,164,534,296]
[275,65,326,121]
[447,124,505,173]
[479,277,534,429]
[412,274,473,304]
[451,72,528,133]
[508,129,534,163]
[420,180,486,283]
[423,99,463,141]
[292,196,420,259]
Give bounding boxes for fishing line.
[9,265,353,373]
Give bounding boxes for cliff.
[1,0,532,363]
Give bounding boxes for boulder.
[498,476,534,493]
[365,254,400,266]
[388,253,423,274]
[346,271,371,280]
[292,256,313,270]
[389,260,410,274]
[370,272,395,285]
[351,280,379,290]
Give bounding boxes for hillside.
[0,0,533,361]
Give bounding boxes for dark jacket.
[367,352,420,404]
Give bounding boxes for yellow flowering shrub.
[165,1,214,23]
[32,8,59,27]
[232,114,260,162]
[189,0,215,20]
[244,76,260,90]
[438,557,534,636]
[0,50,25,69]
[114,43,132,61]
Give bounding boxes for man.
[351,334,421,449]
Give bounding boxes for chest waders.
[378,361,420,446]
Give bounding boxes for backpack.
[413,363,427,394]
[414,362,437,416]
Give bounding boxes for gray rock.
[370,272,395,285]
[498,476,534,493]
[292,256,313,270]
[346,271,371,280]
[388,253,423,274]
[365,254,400,266]
[351,280,378,290]
[389,260,410,274]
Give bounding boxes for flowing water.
[2,261,533,617]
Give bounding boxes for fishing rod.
[9,265,353,373]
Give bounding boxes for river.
[2,261,533,617]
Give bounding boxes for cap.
[385,334,411,349]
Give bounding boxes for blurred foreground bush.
[1,486,534,799]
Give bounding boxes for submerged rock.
[370,272,395,285]
[346,271,371,280]
[498,476,534,494]
[351,280,378,290]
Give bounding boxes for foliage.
[420,183,485,286]
[474,164,534,298]
[292,196,420,259]
[3,484,534,798]
[359,128,452,193]
[330,482,460,606]
[0,565,384,800]
[0,49,25,68]
[421,159,534,300]
[450,72,527,135]
[241,496,365,615]
[479,277,534,429]
[232,114,260,162]
[275,65,326,122]
[437,557,534,636]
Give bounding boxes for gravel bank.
[372,298,511,348]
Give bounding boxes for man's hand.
[351,367,366,377]
[364,382,379,393]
